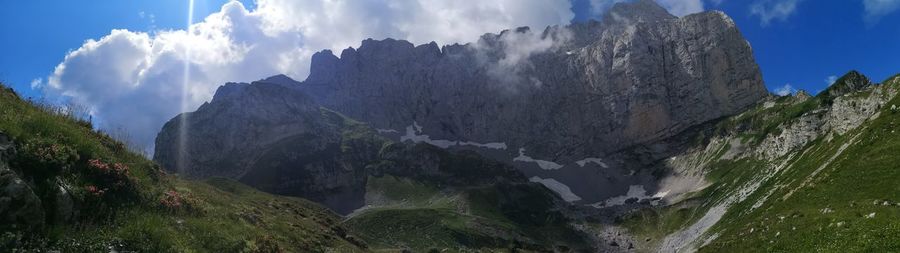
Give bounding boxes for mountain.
[157,0,767,210]
[154,79,524,213]
[154,75,598,251]
[151,1,778,251]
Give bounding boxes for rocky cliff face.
[298,0,767,162]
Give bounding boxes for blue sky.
[0,0,898,150]
[2,0,897,98]
[0,0,244,98]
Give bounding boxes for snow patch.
[376,128,399,134]
[400,124,457,148]
[575,157,608,168]
[529,176,582,202]
[589,185,665,208]
[400,122,506,150]
[513,148,563,170]
[459,141,508,150]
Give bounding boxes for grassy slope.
[0,84,364,252]
[622,75,900,252]
[699,77,900,252]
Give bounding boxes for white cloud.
[863,0,900,24]
[750,0,803,26]
[478,27,573,89]
[773,83,796,96]
[590,0,705,17]
[825,75,838,86]
[30,78,43,89]
[656,0,705,16]
[42,0,575,153]
[590,0,630,16]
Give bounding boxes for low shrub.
[13,138,79,182]
[158,189,206,215]
[78,158,137,207]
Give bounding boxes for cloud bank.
[42,0,575,153]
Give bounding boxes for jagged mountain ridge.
[156,0,768,206]
[298,0,766,160]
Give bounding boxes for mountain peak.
[258,74,299,86]
[820,70,873,100]
[602,0,676,24]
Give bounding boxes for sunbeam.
[178,0,195,174]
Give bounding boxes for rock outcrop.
[755,71,898,160]
[0,133,45,231]
[819,70,873,100]
[825,77,896,135]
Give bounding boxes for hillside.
[0,84,365,252]
[616,72,900,252]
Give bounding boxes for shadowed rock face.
[154,77,529,214]
[155,80,332,180]
[297,1,767,161]
[154,80,379,213]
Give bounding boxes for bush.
[158,189,205,215]
[80,158,136,203]
[251,235,284,253]
[13,138,79,181]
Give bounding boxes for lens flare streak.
[177,0,195,174]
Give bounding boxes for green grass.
[620,157,770,249]
[349,180,591,252]
[622,73,900,252]
[0,83,365,252]
[366,175,444,206]
[346,208,515,252]
[692,83,900,252]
